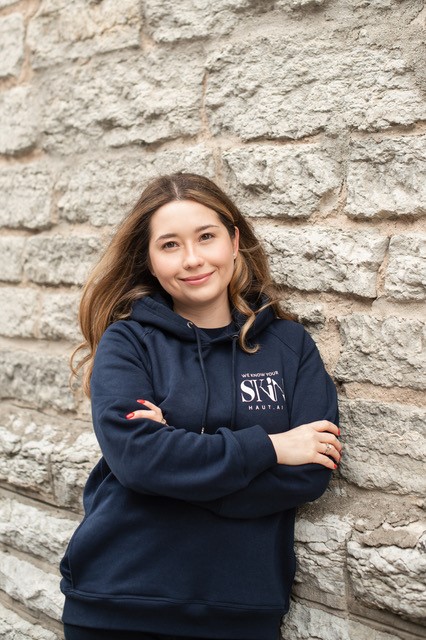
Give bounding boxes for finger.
[314,453,338,470]
[312,420,341,436]
[320,433,343,453]
[126,409,160,421]
[137,399,160,411]
[321,442,341,463]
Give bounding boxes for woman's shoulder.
[265,317,315,356]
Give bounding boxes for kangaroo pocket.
[66,475,295,610]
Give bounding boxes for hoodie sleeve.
[90,323,277,502]
[193,329,339,518]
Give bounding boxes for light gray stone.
[0,237,26,283]
[24,234,102,285]
[40,49,204,154]
[0,0,20,6]
[0,287,39,338]
[28,0,141,69]
[0,13,24,78]
[293,514,352,608]
[0,87,38,155]
[0,162,53,230]
[144,0,270,42]
[0,550,63,621]
[206,35,426,140]
[0,601,59,640]
[281,600,404,640]
[223,145,342,218]
[0,406,98,508]
[347,539,426,621]
[257,225,388,296]
[346,137,426,219]
[0,496,77,566]
[0,350,75,411]
[336,315,426,389]
[339,400,426,495]
[385,234,426,300]
[39,291,81,342]
[57,146,215,226]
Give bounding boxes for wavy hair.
[71,173,291,396]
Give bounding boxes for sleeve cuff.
[232,424,277,479]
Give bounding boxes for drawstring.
[188,322,239,434]
[230,335,238,430]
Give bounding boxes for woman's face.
[148,200,239,318]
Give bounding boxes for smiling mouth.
[180,272,214,284]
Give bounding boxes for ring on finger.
[324,443,332,455]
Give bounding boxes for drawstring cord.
[230,335,238,431]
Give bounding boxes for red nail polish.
[337,429,341,436]
[334,464,338,469]
[137,399,145,404]
[126,412,134,419]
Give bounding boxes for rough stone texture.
[223,145,342,218]
[0,406,98,509]
[0,602,60,640]
[347,539,426,621]
[0,163,53,230]
[0,87,38,155]
[346,136,426,219]
[336,315,426,389]
[24,235,102,286]
[0,496,77,566]
[339,400,426,495]
[385,234,426,301]
[0,551,63,621]
[293,514,352,609]
[206,35,426,141]
[281,600,405,640]
[258,225,388,297]
[28,0,141,69]
[0,13,25,79]
[39,49,204,154]
[0,351,75,411]
[0,287,39,338]
[39,291,81,342]
[0,237,26,283]
[0,0,20,7]
[57,146,215,226]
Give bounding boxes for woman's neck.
[173,300,232,328]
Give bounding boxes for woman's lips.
[180,272,214,285]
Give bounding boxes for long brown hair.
[71,173,291,396]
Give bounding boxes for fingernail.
[137,399,145,404]
[334,464,338,469]
[337,429,341,436]
[126,412,134,419]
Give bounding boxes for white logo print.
[240,370,285,411]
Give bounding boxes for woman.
[60,173,341,640]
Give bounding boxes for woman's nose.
[182,246,204,269]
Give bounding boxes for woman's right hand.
[268,420,342,469]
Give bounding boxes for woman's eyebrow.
[155,224,220,243]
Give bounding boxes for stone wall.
[0,0,425,638]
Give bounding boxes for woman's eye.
[200,233,214,241]
[162,241,178,249]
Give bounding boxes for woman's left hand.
[126,400,167,424]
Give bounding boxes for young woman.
[60,173,341,640]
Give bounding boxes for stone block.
[293,514,352,608]
[57,146,215,226]
[336,315,426,389]
[144,0,270,42]
[39,291,81,342]
[39,49,204,154]
[347,538,426,621]
[257,225,387,297]
[0,237,26,283]
[0,602,59,640]
[0,162,53,230]
[0,349,75,411]
[346,136,426,219]
[223,145,342,218]
[281,600,405,640]
[205,35,425,140]
[339,400,426,495]
[0,550,63,621]
[0,87,38,155]
[384,234,426,301]
[24,234,102,285]
[0,406,98,508]
[0,13,24,78]
[28,0,141,68]
[0,287,39,338]
[0,0,20,6]
[0,495,77,566]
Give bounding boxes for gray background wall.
[0,0,425,638]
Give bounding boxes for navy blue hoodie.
[60,294,338,640]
